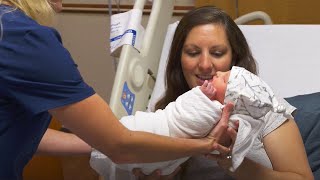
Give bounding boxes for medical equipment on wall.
[109,0,174,119]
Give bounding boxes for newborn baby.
[90,66,294,179]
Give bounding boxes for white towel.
[166,87,223,138]
[90,79,290,176]
[225,66,294,171]
[90,87,222,179]
[228,114,264,171]
[116,87,223,175]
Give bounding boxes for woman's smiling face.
[181,23,232,89]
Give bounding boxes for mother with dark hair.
[135,6,313,180]
[0,1,236,179]
[156,6,256,111]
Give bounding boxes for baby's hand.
[200,80,216,100]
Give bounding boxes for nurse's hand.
[132,166,181,180]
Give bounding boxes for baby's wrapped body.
[90,87,223,179]
[90,66,294,179]
[222,66,294,171]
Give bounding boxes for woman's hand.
[206,122,238,175]
[204,102,239,174]
[132,166,181,180]
[205,102,234,153]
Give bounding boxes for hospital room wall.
[53,0,320,104]
[52,0,320,105]
[196,0,320,24]
[52,12,181,103]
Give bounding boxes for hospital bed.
[99,0,320,179]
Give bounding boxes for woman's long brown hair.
[155,6,257,110]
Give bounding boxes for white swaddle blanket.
[90,66,295,178]
[90,87,222,179]
[225,66,294,171]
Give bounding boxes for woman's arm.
[37,128,91,155]
[230,119,313,180]
[48,93,231,164]
[132,103,235,179]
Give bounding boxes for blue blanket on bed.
[285,92,320,179]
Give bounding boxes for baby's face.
[212,70,230,103]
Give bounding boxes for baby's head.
[200,70,230,104]
[202,66,291,119]
[224,66,289,119]
[200,70,230,103]
[210,71,231,104]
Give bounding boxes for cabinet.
[196,0,320,24]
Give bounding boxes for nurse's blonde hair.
[0,0,55,26]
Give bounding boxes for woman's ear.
[50,0,63,12]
